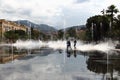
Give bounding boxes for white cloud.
[0,0,120,28]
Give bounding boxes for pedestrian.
[67,40,71,50]
[74,40,77,49]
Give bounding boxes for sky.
[0,0,120,29]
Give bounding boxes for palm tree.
[106,5,119,25]
[106,5,119,38]
[101,9,105,15]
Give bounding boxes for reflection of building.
[0,19,28,39]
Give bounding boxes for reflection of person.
[74,40,77,49]
[66,49,77,58]
[58,49,62,53]
[66,49,71,57]
[73,50,77,57]
[67,40,71,50]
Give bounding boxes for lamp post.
[91,23,94,42]
[27,21,31,40]
[109,21,112,39]
[100,22,103,41]
[63,19,66,40]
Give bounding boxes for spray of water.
[12,40,46,49]
[47,40,66,49]
[0,40,118,80]
[77,42,115,52]
[0,40,116,52]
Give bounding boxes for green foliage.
[4,30,27,41]
[106,5,119,29]
[67,27,77,38]
[57,30,64,40]
[86,4,120,41]
[77,30,87,41]
[38,31,51,41]
[85,29,92,41]
[31,28,40,39]
[86,15,109,41]
[106,5,119,17]
[15,30,27,39]
[112,15,120,40]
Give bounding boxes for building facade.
[0,19,28,40]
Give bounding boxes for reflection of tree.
[87,58,107,74]
[86,51,108,74]
[111,53,120,76]
[86,51,120,80]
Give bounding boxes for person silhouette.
[67,40,71,50]
[74,40,77,49]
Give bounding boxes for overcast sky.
[0,0,120,29]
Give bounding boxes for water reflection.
[85,51,120,80]
[0,46,120,80]
[0,46,56,63]
[0,46,27,63]
[66,49,77,58]
[62,49,120,80]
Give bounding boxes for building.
[0,19,28,40]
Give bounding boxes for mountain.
[14,20,57,33]
[14,20,86,33]
[67,25,86,30]
[59,25,86,31]
[36,24,57,33]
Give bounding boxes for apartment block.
[0,19,28,39]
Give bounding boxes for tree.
[32,30,40,39]
[113,15,120,40]
[86,15,109,41]
[106,5,119,26]
[15,30,27,39]
[4,30,19,42]
[57,30,64,40]
[67,27,77,38]
[85,5,120,42]
[77,30,87,41]
[4,30,27,42]
[30,27,40,40]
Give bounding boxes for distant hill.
[36,24,57,33]
[14,20,86,33]
[14,20,57,33]
[59,25,86,31]
[67,25,86,30]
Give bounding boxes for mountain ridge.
[14,20,86,33]
[59,25,86,31]
[14,20,57,33]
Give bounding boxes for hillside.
[14,20,57,33]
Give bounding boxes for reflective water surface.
[0,47,120,80]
